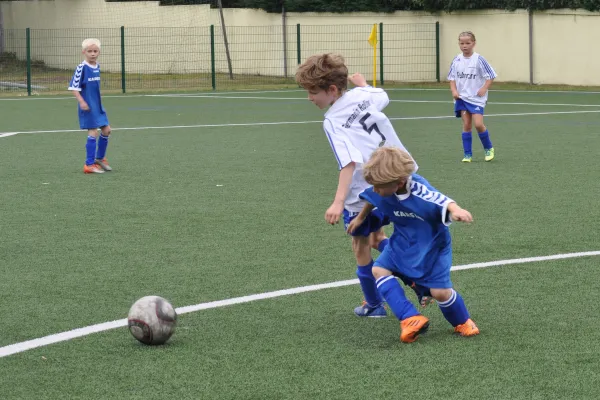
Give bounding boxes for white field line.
[1,87,599,101]
[0,250,599,358]
[144,94,600,107]
[2,109,600,139]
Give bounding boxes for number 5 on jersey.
[359,112,386,147]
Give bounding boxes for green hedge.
[104,0,600,13]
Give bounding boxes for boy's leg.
[369,228,388,253]
[352,235,386,317]
[84,129,103,174]
[473,114,494,161]
[373,266,429,343]
[460,111,473,162]
[95,125,112,171]
[431,288,479,337]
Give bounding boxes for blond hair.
[458,31,476,41]
[82,38,101,50]
[295,53,348,93]
[363,147,416,185]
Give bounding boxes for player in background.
[448,31,497,163]
[347,147,480,343]
[295,53,424,318]
[68,38,113,174]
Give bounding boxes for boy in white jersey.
[68,38,113,174]
[448,31,497,163]
[295,53,418,318]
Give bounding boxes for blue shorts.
[79,109,109,130]
[374,244,453,289]
[454,99,484,118]
[343,208,390,237]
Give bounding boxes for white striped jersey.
[322,87,417,212]
[447,52,497,107]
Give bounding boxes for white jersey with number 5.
[323,86,417,212]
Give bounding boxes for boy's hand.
[346,217,364,234]
[325,201,344,225]
[476,88,487,97]
[451,90,460,100]
[348,73,368,88]
[450,207,473,223]
[80,101,90,111]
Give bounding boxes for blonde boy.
[347,147,480,343]
[68,38,112,174]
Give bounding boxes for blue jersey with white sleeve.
[359,174,456,287]
[68,61,109,129]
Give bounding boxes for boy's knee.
[101,126,112,136]
[371,266,391,280]
[430,288,453,302]
[369,231,386,249]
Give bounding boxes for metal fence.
[0,23,439,95]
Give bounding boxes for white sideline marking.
[0,250,599,358]
[0,87,599,101]
[143,94,600,108]
[2,109,600,139]
[0,89,306,101]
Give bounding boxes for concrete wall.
[1,0,599,85]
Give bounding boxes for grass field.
[1,87,600,399]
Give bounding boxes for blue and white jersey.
[359,174,455,272]
[68,61,108,129]
[323,87,417,212]
[447,52,497,107]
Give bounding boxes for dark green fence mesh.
[0,23,438,95]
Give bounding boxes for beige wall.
[1,1,599,85]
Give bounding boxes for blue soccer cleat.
[354,301,387,318]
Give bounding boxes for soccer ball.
[127,296,177,345]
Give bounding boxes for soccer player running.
[448,31,497,163]
[68,38,113,174]
[296,53,425,318]
[347,146,480,343]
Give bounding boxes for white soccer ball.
[127,296,177,345]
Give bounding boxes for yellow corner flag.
[368,24,377,87]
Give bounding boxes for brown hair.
[458,31,476,41]
[363,147,416,185]
[295,53,348,93]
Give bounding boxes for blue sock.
[478,130,493,150]
[356,261,383,307]
[377,238,389,253]
[376,276,419,320]
[85,136,97,165]
[96,134,109,160]
[461,132,472,156]
[438,289,470,326]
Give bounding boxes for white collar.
[394,176,413,201]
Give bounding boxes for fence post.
[210,25,216,90]
[435,21,440,83]
[379,22,384,86]
[120,26,126,93]
[296,23,301,65]
[26,27,31,96]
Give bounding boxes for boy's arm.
[450,80,459,99]
[447,202,473,223]
[325,162,355,225]
[72,90,89,111]
[346,201,375,234]
[476,79,494,97]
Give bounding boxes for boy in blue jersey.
[347,147,480,343]
[68,38,112,174]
